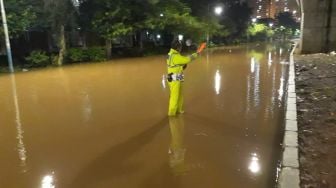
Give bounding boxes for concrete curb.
[278,43,300,188]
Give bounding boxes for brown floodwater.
[0,43,291,188]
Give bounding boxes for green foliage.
[86,47,106,62]
[246,23,275,41]
[91,7,133,40]
[0,0,37,38]
[274,26,293,40]
[25,51,50,67]
[43,0,78,31]
[247,24,268,36]
[67,48,87,62]
[276,12,299,30]
[67,47,106,63]
[222,2,253,38]
[266,28,275,38]
[80,0,214,43]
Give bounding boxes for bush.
[66,47,105,63]
[25,51,50,67]
[86,47,106,62]
[67,48,88,62]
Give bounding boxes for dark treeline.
[0,0,299,68]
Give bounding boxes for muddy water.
[0,43,291,188]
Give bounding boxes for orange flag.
[197,42,207,53]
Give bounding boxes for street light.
[0,0,14,73]
[178,34,184,41]
[214,6,223,15]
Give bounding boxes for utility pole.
[0,0,14,73]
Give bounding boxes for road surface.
[0,43,291,188]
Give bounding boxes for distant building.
[249,0,300,20]
[249,0,276,19]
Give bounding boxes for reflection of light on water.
[254,63,260,107]
[248,153,261,174]
[16,122,27,165]
[279,48,283,56]
[41,174,55,188]
[162,75,166,89]
[246,76,251,115]
[169,117,186,175]
[278,77,285,101]
[250,57,255,73]
[214,70,221,95]
[268,52,272,66]
[248,57,260,110]
[10,75,27,170]
[82,93,92,123]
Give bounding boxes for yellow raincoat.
[167,49,197,116]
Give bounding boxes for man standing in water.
[167,39,198,116]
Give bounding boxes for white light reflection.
[254,62,260,107]
[279,48,283,56]
[250,57,255,73]
[162,75,166,89]
[214,70,221,95]
[178,34,184,41]
[82,92,92,123]
[248,153,261,174]
[268,52,272,66]
[41,174,55,188]
[10,75,27,171]
[278,77,285,101]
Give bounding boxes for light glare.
[214,6,223,15]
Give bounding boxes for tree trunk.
[47,31,53,53]
[57,25,66,66]
[139,31,144,50]
[105,39,112,59]
[82,32,87,49]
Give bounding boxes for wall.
[300,0,336,53]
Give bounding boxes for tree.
[80,0,137,59]
[276,12,299,30]
[222,1,252,38]
[274,12,299,40]
[43,0,78,65]
[79,0,212,58]
[247,23,267,37]
[146,0,219,43]
[0,0,37,39]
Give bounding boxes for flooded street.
[0,43,291,188]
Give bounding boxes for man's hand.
[190,53,198,60]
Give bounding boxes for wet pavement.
[0,43,291,188]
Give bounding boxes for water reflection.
[161,75,166,89]
[82,91,92,123]
[41,173,56,188]
[250,57,255,73]
[248,153,261,174]
[214,70,221,95]
[268,52,272,67]
[0,43,291,187]
[168,116,186,176]
[10,75,27,172]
